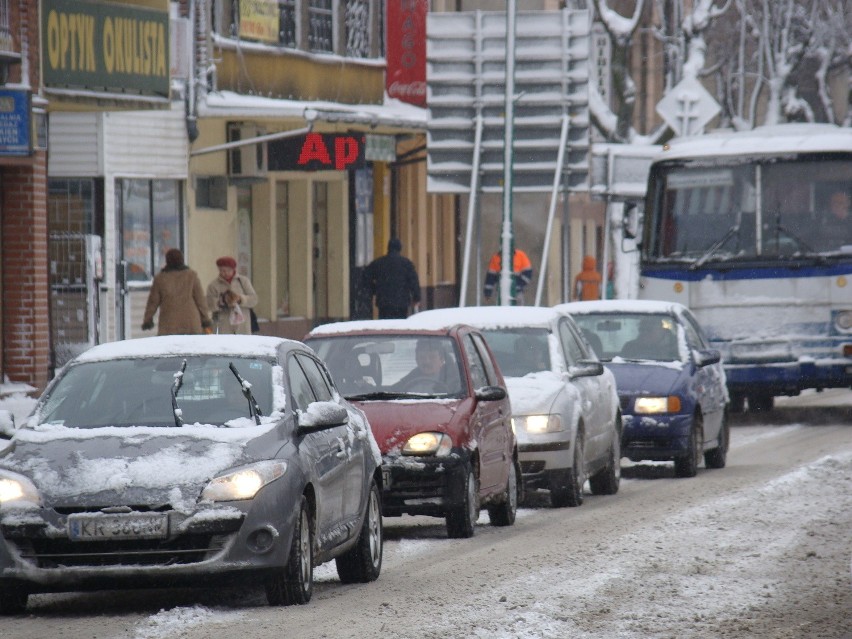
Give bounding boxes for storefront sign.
[269,133,366,171]
[239,0,279,44]
[365,135,396,162]
[386,0,427,107]
[41,0,169,97]
[0,89,31,156]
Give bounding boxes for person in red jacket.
[574,255,602,301]
[483,248,534,304]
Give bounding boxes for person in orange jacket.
[483,248,533,304]
[574,255,602,301]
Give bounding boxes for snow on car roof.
[308,318,461,336]
[74,334,294,362]
[555,299,686,315]
[411,306,561,330]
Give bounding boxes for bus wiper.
[771,215,824,262]
[691,223,740,269]
[229,362,263,424]
[171,359,187,427]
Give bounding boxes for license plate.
[382,468,392,488]
[67,513,169,541]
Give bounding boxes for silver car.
[411,308,622,508]
[0,335,383,614]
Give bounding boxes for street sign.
[656,77,720,138]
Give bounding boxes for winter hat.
[216,256,237,269]
[165,248,184,268]
[388,238,403,253]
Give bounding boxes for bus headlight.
[835,311,852,332]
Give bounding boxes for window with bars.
[214,0,380,58]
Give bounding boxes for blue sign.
[0,89,31,156]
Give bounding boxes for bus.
[632,124,852,412]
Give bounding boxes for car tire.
[704,412,729,469]
[589,425,621,496]
[266,495,313,606]
[748,393,774,413]
[446,462,479,539]
[336,478,383,583]
[487,458,519,527]
[674,416,703,478]
[550,429,584,508]
[0,584,27,615]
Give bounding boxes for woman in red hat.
[206,256,259,335]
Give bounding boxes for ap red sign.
[268,133,366,171]
[385,0,427,107]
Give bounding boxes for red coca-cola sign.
[386,0,427,107]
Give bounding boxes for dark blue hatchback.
[557,300,730,478]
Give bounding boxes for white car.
[410,308,622,507]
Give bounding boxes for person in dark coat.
[362,238,422,319]
[142,248,212,335]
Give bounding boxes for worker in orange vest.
[483,248,534,304]
[574,255,602,301]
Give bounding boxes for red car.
[306,320,519,538]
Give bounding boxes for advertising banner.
[386,0,427,107]
[0,89,31,156]
[269,133,366,172]
[239,0,280,44]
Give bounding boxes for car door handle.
[335,438,347,459]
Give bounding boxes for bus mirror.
[622,203,640,240]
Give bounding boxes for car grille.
[619,396,632,411]
[12,534,231,568]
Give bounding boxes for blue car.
[556,300,729,478]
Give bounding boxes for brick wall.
[1,152,51,390]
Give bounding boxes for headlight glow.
[0,471,41,506]
[201,461,287,502]
[512,414,563,434]
[402,432,452,456]
[634,396,682,414]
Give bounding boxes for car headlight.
[201,461,288,502]
[402,432,452,457]
[633,396,682,414]
[512,414,563,434]
[0,470,41,506]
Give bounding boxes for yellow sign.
[239,0,280,44]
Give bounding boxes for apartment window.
[345,0,370,58]
[279,0,297,48]
[195,176,228,210]
[308,0,334,53]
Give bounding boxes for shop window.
[308,0,333,52]
[195,176,228,210]
[119,179,183,282]
[345,0,370,58]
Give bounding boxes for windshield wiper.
[345,391,443,401]
[691,223,740,269]
[769,214,825,262]
[229,362,263,424]
[171,359,187,427]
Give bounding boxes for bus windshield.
[645,157,852,262]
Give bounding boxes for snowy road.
[1,389,850,639]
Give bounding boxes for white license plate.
[67,513,169,541]
[382,468,392,488]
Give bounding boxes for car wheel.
[748,393,774,413]
[446,462,479,539]
[729,392,745,414]
[336,478,383,583]
[487,458,518,527]
[674,415,703,478]
[704,411,730,469]
[550,429,584,508]
[589,424,621,496]
[0,584,27,615]
[266,494,313,606]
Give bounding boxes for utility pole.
[500,0,517,305]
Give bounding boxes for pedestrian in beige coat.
[142,248,212,335]
[206,256,259,335]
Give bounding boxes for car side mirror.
[475,386,507,401]
[568,360,604,379]
[694,349,721,367]
[0,410,16,440]
[297,401,349,433]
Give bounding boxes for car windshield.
[571,313,681,362]
[480,328,551,377]
[306,335,465,398]
[37,356,274,428]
